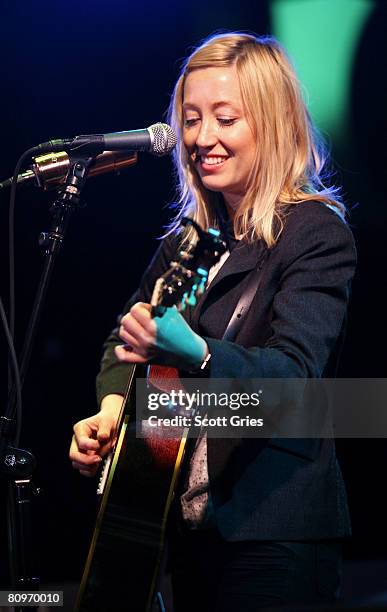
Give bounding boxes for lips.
[198,154,229,171]
[201,155,228,165]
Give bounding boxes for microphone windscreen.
[148,123,177,156]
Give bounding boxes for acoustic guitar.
[76,218,226,612]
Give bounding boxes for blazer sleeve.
[95,234,179,406]
[204,204,357,379]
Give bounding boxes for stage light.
[271,0,375,142]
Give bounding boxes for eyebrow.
[182,100,241,111]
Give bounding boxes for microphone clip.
[39,152,94,257]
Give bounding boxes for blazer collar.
[189,239,267,327]
[208,238,267,291]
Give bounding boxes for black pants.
[170,528,342,611]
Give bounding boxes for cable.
[5,146,42,440]
[0,295,22,446]
[8,146,41,395]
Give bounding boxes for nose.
[195,118,218,150]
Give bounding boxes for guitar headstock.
[151,218,226,314]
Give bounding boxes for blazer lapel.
[190,239,267,331]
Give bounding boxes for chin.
[200,177,229,192]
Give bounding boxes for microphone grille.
[148,123,177,156]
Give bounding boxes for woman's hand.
[115,302,208,370]
[69,394,122,477]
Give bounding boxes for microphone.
[37,122,177,156]
[0,150,138,191]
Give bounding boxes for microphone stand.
[1,152,95,610]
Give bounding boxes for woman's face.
[182,65,256,211]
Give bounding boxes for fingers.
[117,303,156,363]
[72,421,100,452]
[120,303,156,342]
[70,436,113,464]
[69,435,102,476]
[129,302,153,326]
[118,327,142,352]
[115,344,149,364]
[96,416,115,444]
[120,314,149,346]
[70,412,117,477]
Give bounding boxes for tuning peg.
[196,277,207,295]
[186,286,197,306]
[179,291,189,311]
[208,228,221,237]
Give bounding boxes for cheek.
[182,139,197,165]
[182,129,195,150]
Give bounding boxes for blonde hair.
[167,32,345,247]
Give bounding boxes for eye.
[184,118,199,127]
[217,117,237,126]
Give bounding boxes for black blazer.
[96,201,357,541]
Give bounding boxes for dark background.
[0,0,386,594]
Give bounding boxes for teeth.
[202,156,227,165]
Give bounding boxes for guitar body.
[76,367,188,612]
[75,220,225,611]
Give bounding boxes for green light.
[271,0,374,141]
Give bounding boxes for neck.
[223,193,243,221]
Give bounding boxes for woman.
[70,32,356,609]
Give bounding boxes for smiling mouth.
[200,155,229,166]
